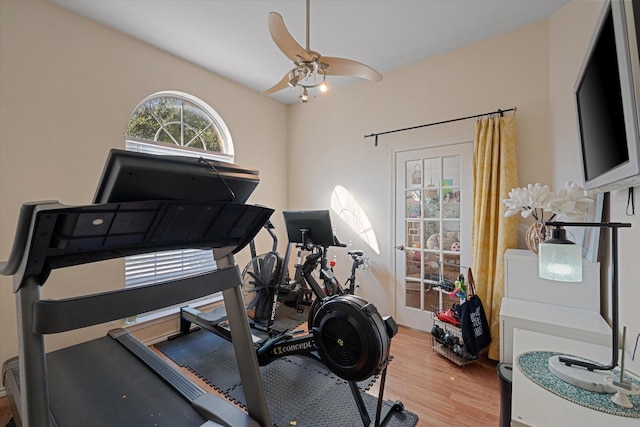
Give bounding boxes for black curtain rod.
[364,107,517,146]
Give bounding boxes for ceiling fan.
[262,0,383,102]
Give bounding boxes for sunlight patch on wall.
[331,185,380,254]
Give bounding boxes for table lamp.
[538,227,582,283]
[539,221,632,392]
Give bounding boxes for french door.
[394,142,473,331]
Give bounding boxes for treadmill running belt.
[44,336,207,427]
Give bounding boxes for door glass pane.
[443,187,460,218]
[405,190,421,218]
[423,286,440,312]
[442,221,461,252]
[443,155,460,185]
[442,253,461,289]
[424,252,440,282]
[423,220,441,249]
[405,247,421,279]
[406,221,421,249]
[424,157,440,189]
[423,190,440,218]
[405,281,420,309]
[442,155,460,220]
[406,160,422,188]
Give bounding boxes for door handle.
[395,244,405,251]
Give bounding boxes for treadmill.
[0,149,274,427]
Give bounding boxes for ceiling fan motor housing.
[311,294,396,381]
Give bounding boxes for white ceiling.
[52,0,570,104]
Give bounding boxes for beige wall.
[0,1,288,365]
[1,0,638,372]
[286,19,554,314]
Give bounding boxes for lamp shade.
[538,228,583,282]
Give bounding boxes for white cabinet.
[500,298,611,364]
[500,249,609,364]
[504,249,600,311]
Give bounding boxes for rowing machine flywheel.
[311,294,391,382]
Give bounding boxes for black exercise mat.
[156,329,376,391]
[157,301,308,366]
[155,330,418,427]
[225,355,416,427]
[265,301,310,334]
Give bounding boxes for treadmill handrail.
[0,201,58,277]
[33,266,241,334]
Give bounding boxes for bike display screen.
[283,210,337,248]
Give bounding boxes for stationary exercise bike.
[280,208,367,302]
[176,210,404,426]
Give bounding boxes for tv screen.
[576,6,629,182]
[93,149,260,204]
[283,210,337,248]
[575,0,640,193]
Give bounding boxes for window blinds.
[124,139,222,287]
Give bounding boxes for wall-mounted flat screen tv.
[575,0,640,193]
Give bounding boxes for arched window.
[126,91,234,160]
[124,91,234,290]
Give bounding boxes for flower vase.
[525,221,549,254]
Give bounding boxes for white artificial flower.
[549,181,594,220]
[503,181,593,221]
[526,183,553,210]
[503,187,530,218]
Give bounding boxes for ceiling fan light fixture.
[287,71,300,88]
[318,74,328,92]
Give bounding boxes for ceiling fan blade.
[262,73,291,95]
[268,12,312,62]
[322,57,383,82]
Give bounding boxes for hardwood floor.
[0,326,502,426]
[373,326,501,427]
[0,395,11,427]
